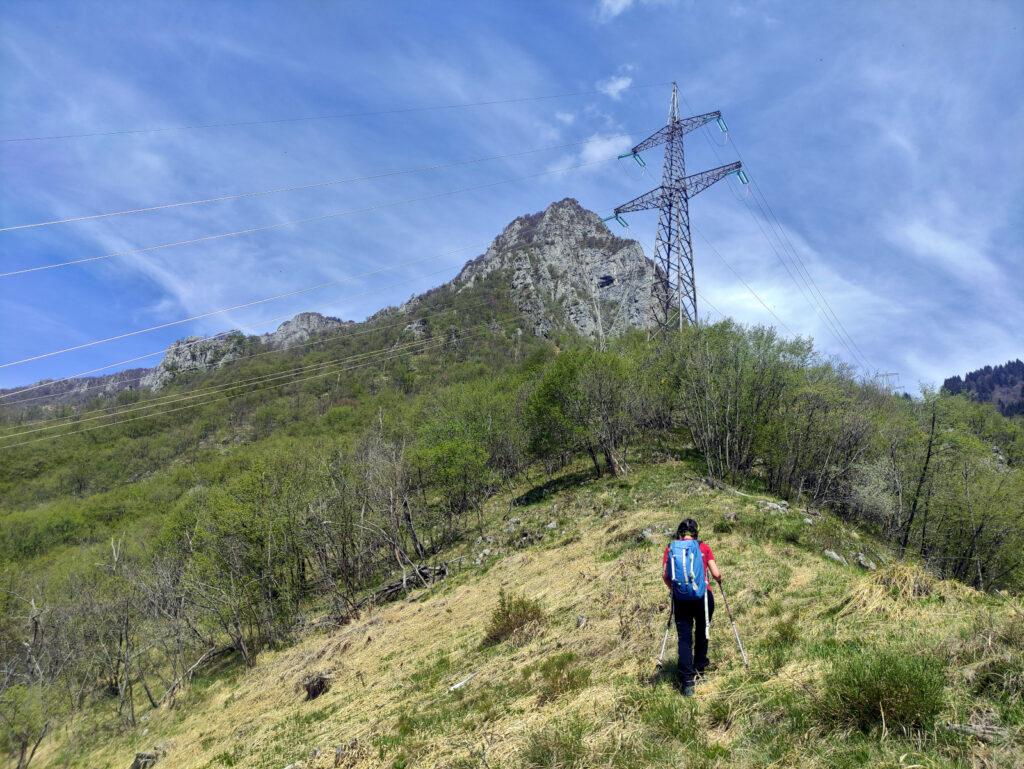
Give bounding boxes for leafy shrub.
[816,648,945,732]
[534,652,592,704]
[481,589,545,647]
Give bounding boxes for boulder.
[823,549,847,566]
[856,552,878,571]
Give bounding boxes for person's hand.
[715,574,723,584]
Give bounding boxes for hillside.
[944,360,1024,418]
[0,198,656,415]
[2,200,1023,769]
[28,462,1023,769]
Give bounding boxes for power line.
[1,82,671,143]
[1,153,624,277]
[675,91,873,375]
[0,245,483,369]
[3,296,500,430]
[0,334,460,448]
[1,315,501,438]
[692,225,797,336]
[0,268,481,406]
[0,323,507,450]
[0,131,645,233]
[726,136,875,372]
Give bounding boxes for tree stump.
[130,752,159,769]
[302,673,331,701]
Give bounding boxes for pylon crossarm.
[630,111,722,155]
[676,110,722,138]
[613,185,666,215]
[630,124,674,155]
[680,161,742,198]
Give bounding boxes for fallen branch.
[357,564,449,608]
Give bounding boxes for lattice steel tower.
[610,82,746,329]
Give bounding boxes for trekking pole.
[655,597,674,671]
[718,581,749,668]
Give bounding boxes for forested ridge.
[944,358,1024,417]
[1,272,1022,768]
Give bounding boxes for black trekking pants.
[674,591,715,685]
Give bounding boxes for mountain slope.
[1,199,655,414]
[33,463,1022,769]
[944,359,1024,417]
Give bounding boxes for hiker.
[662,517,722,696]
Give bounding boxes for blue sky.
[1,0,1021,392]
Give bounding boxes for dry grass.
[28,464,1023,769]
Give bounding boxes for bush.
[817,648,945,732]
[480,589,545,647]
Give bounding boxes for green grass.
[816,647,946,733]
[521,717,590,769]
[529,652,592,704]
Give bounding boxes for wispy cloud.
[1,1,1020,390]
[597,74,633,100]
[596,0,636,22]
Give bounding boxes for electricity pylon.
[609,82,747,330]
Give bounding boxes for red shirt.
[662,539,715,592]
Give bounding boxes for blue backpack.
[666,539,707,600]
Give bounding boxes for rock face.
[2,201,659,406]
[140,313,349,391]
[140,333,249,391]
[261,312,350,350]
[452,198,659,338]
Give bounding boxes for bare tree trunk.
[402,497,427,561]
[587,445,602,478]
[901,403,936,556]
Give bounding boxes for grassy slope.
[30,462,1023,769]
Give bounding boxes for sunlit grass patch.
[815,647,946,733]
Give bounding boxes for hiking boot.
[682,684,695,697]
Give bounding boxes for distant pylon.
[609,82,747,329]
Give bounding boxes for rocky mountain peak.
[453,198,658,338]
[3,200,658,409]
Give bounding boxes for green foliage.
[1,290,1023,760]
[0,684,49,765]
[480,589,545,647]
[816,648,946,732]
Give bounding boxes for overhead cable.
[0,131,644,232]
[1,82,671,143]
[1,154,624,277]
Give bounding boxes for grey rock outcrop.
[823,549,847,565]
[140,313,349,391]
[3,200,659,407]
[453,198,659,338]
[261,312,349,350]
[140,332,249,391]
